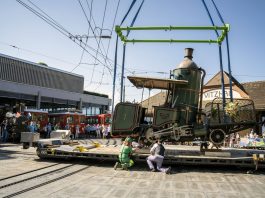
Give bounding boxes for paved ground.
[0,143,265,198]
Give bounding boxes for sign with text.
[203,89,242,101]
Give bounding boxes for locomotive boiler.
[111,48,257,146]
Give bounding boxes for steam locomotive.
[111,48,257,146]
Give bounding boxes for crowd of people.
[83,124,111,139]
[0,115,112,142]
[223,130,264,148]
[41,122,111,140]
[0,118,41,143]
[223,132,241,148]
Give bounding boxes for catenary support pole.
[120,44,126,102]
[111,34,119,114]
[111,0,138,114]
[120,0,145,102]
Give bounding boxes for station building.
[0,53,111,115]
[141,71,265,135]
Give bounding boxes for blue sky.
[1,0,265,105]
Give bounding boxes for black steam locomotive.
[111,48,257,147]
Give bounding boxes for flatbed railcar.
[35,138,265,168]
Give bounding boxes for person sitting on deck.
[114,137,135,170]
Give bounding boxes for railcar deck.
[36,138,265,168]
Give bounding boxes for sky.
[1,0,265,107]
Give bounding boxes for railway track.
[0,162,96,198]
[0,163,60,182]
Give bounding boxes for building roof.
[205,71,247,94]
[242,81,265,110]
[83,90,108,98]
[0,53,83,78]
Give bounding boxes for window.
[67,116,74,124]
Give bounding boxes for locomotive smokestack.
[184,48,193,59]
[177,48,197,69]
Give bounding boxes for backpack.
[155,144,165,156]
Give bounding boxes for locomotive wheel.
[209,129,226,145]
[145,128,154,142]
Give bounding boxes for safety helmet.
[125,137,133,143]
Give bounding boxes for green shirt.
[119,145,132,163]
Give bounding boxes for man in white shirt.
[147,139,171,174]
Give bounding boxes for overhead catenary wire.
[84,0,113,67]
[17,0,69,38]
[84,0,135,91]
[71,37,89,72]
[94,0,121,91]
[78,0,112,75]
[79,0,111,67]
[26,0,69,34]
[18,0,106,66]
[0,41,118,86]
[81,0,135,80]
[89,0,108,85]
[80,0,112,90]
[16,0,113,73]
[0,41,76,66]
[71,0,94,73]
[0,41,107,77]
[83,0,134,77]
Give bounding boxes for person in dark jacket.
[147,139,171,174]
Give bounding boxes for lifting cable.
[211,0,233,102]
[201,0,226,110]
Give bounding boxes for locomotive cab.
[111,102,148,137]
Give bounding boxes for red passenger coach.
[86,113,111,126]
[86,115,99,125]
[48,112,86,133]
[98,113,111,126]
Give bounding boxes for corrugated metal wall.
[0,55,84,93]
